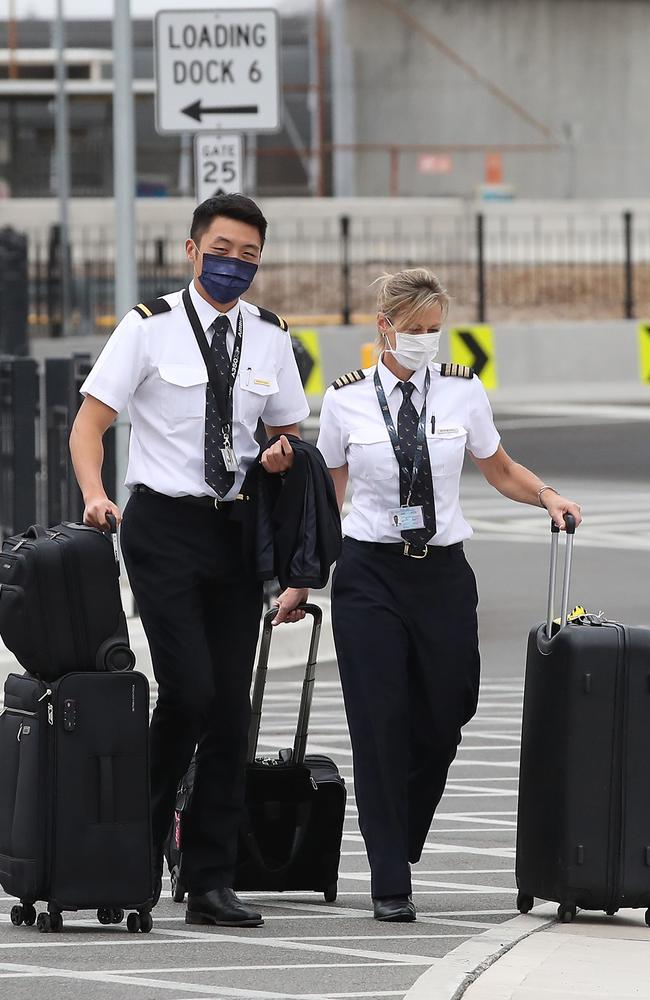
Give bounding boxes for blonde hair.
[374,268,449,347]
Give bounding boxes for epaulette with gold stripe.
[132,298,172,319]
[439,362,474,379]
[257,305,289,332]
[332,369,366,390]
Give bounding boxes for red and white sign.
[417,154,453,175]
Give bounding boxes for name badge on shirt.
[220,446,239,472]
[388,505,425,530]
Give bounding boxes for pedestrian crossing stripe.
[449,325,498,389]
[292,328,324,394]
[637,321,650,383]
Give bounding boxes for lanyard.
[182,287,243,446]
[373,366,430,505]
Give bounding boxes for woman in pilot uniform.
[315,268,582,922]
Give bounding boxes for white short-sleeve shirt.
[80,281,310,499]
[316,359,500,546]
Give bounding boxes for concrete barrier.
[304,320,650,401]
[28,319,650,409]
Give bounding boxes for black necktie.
[204,314,235,498]
[397,380,437,551]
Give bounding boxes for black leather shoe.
[186,888,264,927]
[373,895,416,922]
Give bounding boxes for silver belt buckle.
[403,542,428,559]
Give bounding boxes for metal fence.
[23,210,650,338]
[0,355,116,541]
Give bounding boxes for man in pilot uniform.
[70,194,308,927]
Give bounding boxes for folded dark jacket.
[232,435,342,590]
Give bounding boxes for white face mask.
[384,322,441,370]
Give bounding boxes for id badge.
[220,446,239,472]
[388,505,425,530]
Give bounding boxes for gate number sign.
[154,8,280,134]
[194,133,244,201]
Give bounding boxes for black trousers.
[331,537,480,899]
[120,492,263,893]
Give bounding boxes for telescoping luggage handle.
[105,512,120,567]
[247,603,323,766]
[546,513,577,638]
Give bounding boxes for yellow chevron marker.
[638,322,650,383]
[449,325,498,389]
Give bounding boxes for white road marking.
[155,927,441,965]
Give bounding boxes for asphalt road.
[1,403,649,1000]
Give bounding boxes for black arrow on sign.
[291,337,315,388]
[457,330,489,378]
[182,100,258,122]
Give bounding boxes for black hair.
[190,193,268,246]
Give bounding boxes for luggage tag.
[388,505,425,530]
[220,446,239,472]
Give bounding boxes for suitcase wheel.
[324,883,337,903]
[606,908,618,917]
[10,902,38,927]
[98,906,125,925]
[516,892,534,914]
[557,903,576,923]
[36,910,61,932]
[127,910,153,934]
[170,867,186,903]
[98,639,136,672]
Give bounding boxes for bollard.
[0,357,38,540]
[360,342,378,368]
[0,228,29,356]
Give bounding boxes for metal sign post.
[112,0,137,513]
[154,8,280,135]
[52,0,71,338]
[194,133,244,201]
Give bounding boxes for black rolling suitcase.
[0,516,135,680]
[167,605,346,904]
[0,670,154,933]
[516,515,650,925]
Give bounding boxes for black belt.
[131,484,233,510]
[344,536,463,559]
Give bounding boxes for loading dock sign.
[154,8,280,134]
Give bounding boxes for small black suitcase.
[516,515,650,925]
[0,517,135,680]
[167,605,346,904]
[0,670,154,933]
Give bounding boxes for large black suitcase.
[0,517,135,680]
[516,515,650,925]
[167,605,346,904]
[0,670,154,933]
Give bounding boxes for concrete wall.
[336,0,650,199]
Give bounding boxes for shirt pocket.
[348,427,395,481]
[426,428,468,476]
[238,368,280,421]
[157,364,208,422]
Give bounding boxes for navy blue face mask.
[197,251,259,303]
